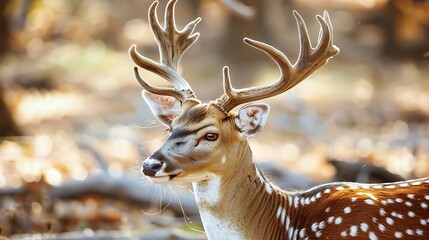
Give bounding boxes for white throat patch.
[192,175,244,240]
[193,175,221,206]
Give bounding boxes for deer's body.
[199,174,429,239]
[129,1,429,239]
[195,154,429,239]
[162,102,429,239]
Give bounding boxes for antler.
[129,0,201,101]
[215,11,340,113]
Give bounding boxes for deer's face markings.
[142,103,241,183]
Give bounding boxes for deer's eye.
[204,133,218,141]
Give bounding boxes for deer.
[129,0,429,239]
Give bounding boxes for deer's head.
[130,0,339,184]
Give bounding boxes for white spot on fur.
[293,229,298,239]
[369,231,378,240]
[294,197,299,208]
[305,198,310,205]
[288,227,294,239]
[221,156,227,164]
[299,228,306,238]
[286,216,290,228]
[276,207,282,219]
[360,223,368,232]
[394,232,402,238]
[344,207,351,214]
[311,222,318,232]
[350,225,357,236]
[335,217,342,224]
[391,212,403,219]
[280,208,286,225]
[365,199,375,205]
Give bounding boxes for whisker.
[168,185,205,234]
[141,184,169,215]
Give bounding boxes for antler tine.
[129,0,201,101]
[216,11,339,113]
[133,67,183,100]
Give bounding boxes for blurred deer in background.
[129,0,429,239]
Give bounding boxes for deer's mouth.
[169,173,180,180]
[147,172,181,184]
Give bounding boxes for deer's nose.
[142,159,163,176]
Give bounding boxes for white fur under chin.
[192,176,244,240]
[192,176,221,206]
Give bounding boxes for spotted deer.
[129,0,429,239]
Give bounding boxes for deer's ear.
[235,103,270,137]
[142,91,181,126]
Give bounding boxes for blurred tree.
[393,0,429,58]
[0,0,22,136]
[221,0,273,83]
[0,0,11,54]
[368,0,429,58]
[0,83,21,136]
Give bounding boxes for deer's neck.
[192,143,291,240]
